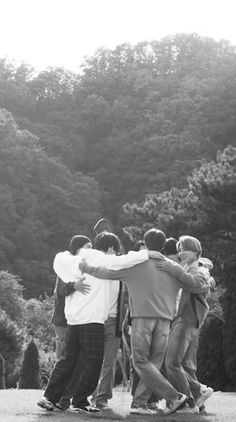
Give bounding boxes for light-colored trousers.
[131,317,179,406]
[93,317,120,403]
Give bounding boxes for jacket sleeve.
[99,249,149,269]
[56,277,75,296]
[160,260,214,293]
[79,261,134,281]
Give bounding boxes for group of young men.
[37,219,215,416]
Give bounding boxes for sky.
[0,0,236,72]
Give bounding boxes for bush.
[197,313,230,391]
[19,339,42,389]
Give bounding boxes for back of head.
[144,228,166,251]
[163,237,178,256]
[177,235,202,258]
[95,231,121,254]
[70,235,92,255]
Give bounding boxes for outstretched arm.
[153,257,215,293]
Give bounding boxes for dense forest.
[0,33,236,295]
[0,33,236,389]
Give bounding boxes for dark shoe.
[68,404,101,414]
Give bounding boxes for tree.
[19,339,42,389]
[197,313,230,391]
[0,309,24,387]
[0,108,101,297]
[0,271,25,324]
[0,354,6,389]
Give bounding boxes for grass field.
[0,390,235,422]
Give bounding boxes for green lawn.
[0,390,235,422]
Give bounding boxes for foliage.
[1,35,236,224]
[0,309,24,387]
[0,353,6,389]
[24,295,55,352]
[0,108,101,297]
[197,313,230,391]
[39,349,56,387]
[0,271,25,325]
[19,339,42,389]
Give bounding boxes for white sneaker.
[162,394,187,415]
[196,387,214,408]
[130,405,157,415]
[176,404,199,414]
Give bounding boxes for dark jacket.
[52,276,75,327]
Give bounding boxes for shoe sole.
[68,407,101,414]
[130,409,156,415]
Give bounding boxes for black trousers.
[45,323,104,406]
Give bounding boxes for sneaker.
[176,404,199,414]
[130,405,157,415]
[196,387,214,408]
[37,397,59,411]
[162,394,187,415]
[68,404,101,414]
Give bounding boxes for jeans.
[131,318,179,405]
[165,316,201,401]
[93,317,120,403]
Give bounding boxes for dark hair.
[144,228,166,251]
[70,235,91,255]
[163,238,178,256]
[95,232,121,254]
[133,240,145,251]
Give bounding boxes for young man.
[80,228,212,415]
[91,232,127,410]
[157,236,215,413]
[38,233,151,414]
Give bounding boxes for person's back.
[124,259,179,320]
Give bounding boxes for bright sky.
[0,0,235,72]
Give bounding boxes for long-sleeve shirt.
[79,257,214,322]
[53,248,149,325]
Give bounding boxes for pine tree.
[0,354,5,389]
[19,339,42,389]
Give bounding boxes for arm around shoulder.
[163,260,213,293]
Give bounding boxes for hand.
[74,275,91,295]
[79,259,87,273]
[148,250,166,261]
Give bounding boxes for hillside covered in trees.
[0,32,235,297]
